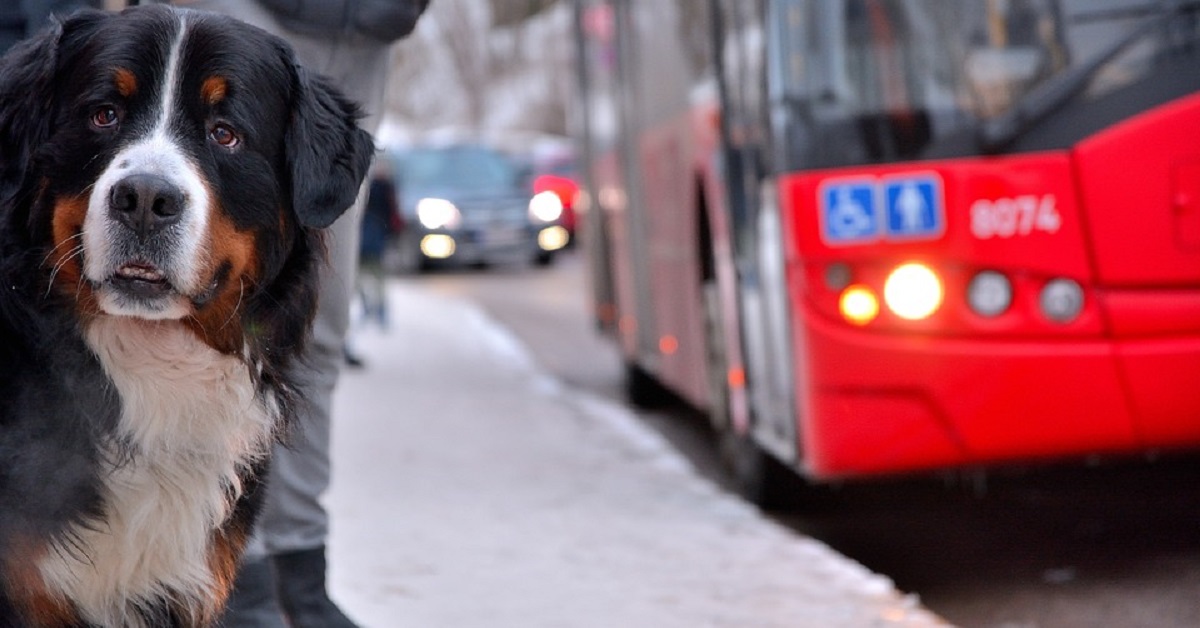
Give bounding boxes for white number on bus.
[970,195,1061,239]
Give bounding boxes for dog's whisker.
[184,312,212,345]
[40,232,85,267]
[218,277,246,332]
[44,242,86,297]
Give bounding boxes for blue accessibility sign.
[819,179,879,245]
[882,174,944,240]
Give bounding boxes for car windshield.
[397,146,518,192]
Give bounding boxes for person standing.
[344,159,403,367]
[160,1,430,626]
[360,160,403,328]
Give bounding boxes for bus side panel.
[637,115,710,408]
[601,1,721,410]
[598,151,642,361]
[1072,93,1200,449]
[1074,92,1200,288]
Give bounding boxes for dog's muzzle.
[82,135,212,320]
[109,173,185,241]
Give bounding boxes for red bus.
[571,0,1200,504]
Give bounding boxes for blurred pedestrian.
[0,1,100,54]
[345,159,403,367]
[157,0,430,626]
[362,160,403,325]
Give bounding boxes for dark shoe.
[218,558,288,628]
[272,547,359,628]
[344,349,366,369]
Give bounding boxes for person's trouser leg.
[220,186,365,628]
[258,196,358,552]
[268,179,364,608]
[263,187,365,627]
[180,3,390,625]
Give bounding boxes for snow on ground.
[325,280,950,627]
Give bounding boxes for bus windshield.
[775,0,1200,168]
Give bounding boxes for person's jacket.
[258,0,431,42]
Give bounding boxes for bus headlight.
[967,271,1012,317]
[839,284,879,326]
[528,191,564,223]
[883,263,943,321]
[1040,278,1084,323]
[416,198,461,230]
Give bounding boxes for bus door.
[714,0,800,462]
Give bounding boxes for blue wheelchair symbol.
[882,175,944,240]
[820,180,878,244]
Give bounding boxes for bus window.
[774,0,1200,170]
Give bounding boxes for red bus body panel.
[780,97,1200,478]
[1076,93,1200,288]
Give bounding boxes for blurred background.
[376,0,573,147]
[97,0,577,144]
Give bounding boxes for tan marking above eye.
[201,76,228,106]
[114,68,137,98]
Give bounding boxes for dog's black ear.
[285,65,375,229]
[0,11,106,205]
[0,21,63,199]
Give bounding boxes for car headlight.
[528,191,564,223]
[416,198,461,230]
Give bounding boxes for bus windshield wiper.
[978,1,1194,153]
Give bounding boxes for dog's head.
[0,5,373,354]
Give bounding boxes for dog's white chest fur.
[38,317,277,626]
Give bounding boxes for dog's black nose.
[109,174,184,238]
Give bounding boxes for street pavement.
[324,280,949,627]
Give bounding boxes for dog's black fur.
[0,5,372,626]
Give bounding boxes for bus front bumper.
[797,311,1200,479]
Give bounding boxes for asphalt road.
[405,251,1200,628]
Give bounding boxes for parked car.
[385,143,568,271]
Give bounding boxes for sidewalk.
[325,281,949,627]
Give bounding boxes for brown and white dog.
[0,5,373,626]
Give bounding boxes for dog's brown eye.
[91,106,119,129]
[209,123,240,148]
